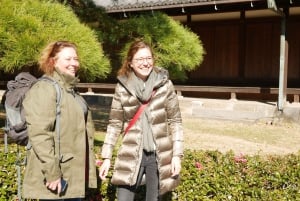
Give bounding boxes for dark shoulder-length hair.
[118,39,155,77]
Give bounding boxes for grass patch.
[183,118,300,148]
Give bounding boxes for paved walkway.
[1,89,300,123]
[80,93,300,123]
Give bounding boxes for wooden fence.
[76,83,300,103]
[1,81,300,102]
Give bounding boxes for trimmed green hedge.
[176,150,300,200]
[1,144,299,200]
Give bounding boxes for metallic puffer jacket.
[101,67,184,195]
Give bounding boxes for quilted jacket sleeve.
[166,80,184,158]
[101,83,124,159]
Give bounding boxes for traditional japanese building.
[94,0,300,106]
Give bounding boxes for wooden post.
[230,92,237,100]
[294,95,299,103]
[278,14,288,111]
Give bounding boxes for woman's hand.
[45,178,62,194]
[171,156,181,178]
[99,159,111,181]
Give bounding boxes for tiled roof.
[93,0,262,13]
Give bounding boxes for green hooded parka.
[22,70,97,199]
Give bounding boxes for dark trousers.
[117,150,159,201]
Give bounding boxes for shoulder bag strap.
[124,90,156,135]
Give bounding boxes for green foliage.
[0,145,25,201]
[61,0,123,81]
[0,0,205,82]
[77,6,205,81]
[2,143,299,201]
[176,150,300,200]
[0,0,110,81]
[119,12,205,81]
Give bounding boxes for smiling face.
[54,47,79,77]
[130,47,153,81]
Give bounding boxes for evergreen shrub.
[119,12,205,81]
[1,144,299,200]
[0,0,110,82]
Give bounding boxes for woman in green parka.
[99,39,184,201]
[22,41,97,200]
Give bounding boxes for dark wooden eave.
[94,0,299,17]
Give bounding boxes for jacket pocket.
[60,153,74,163]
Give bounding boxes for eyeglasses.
[133,57,153,64]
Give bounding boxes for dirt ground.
[182,116,300,156]
[176,96,300,156]
[1,94,300,156]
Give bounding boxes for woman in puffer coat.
[22,41,97,200]
[99,39,184,201]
